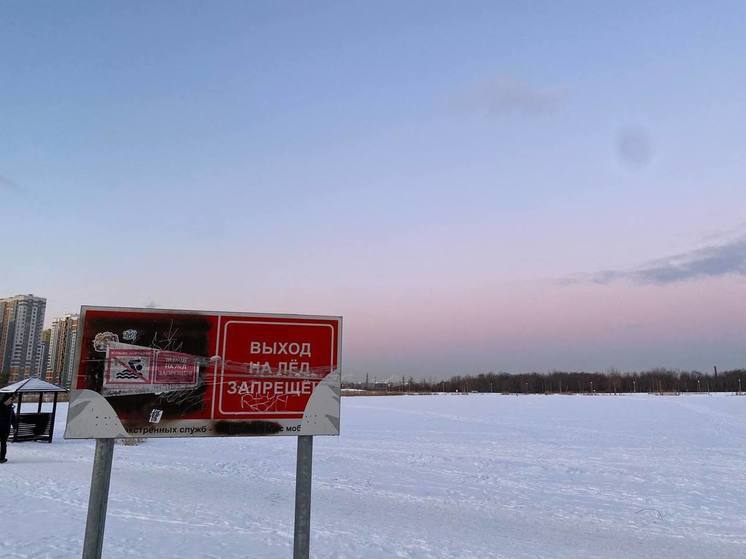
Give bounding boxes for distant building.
[0,294,47,383]
[38,328,51,381]
[47,314,79,388]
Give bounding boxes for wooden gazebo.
[0,377,67,442]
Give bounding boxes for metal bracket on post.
[82,438,115,559]
[293,435,314,559]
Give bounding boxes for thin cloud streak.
[0,175,23,193]
[572,236,746,285]
[452,76,566,117]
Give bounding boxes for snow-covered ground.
[1,394,745,558]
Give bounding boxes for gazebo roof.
[0,377,67,394]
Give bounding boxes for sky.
[2,2,746,379]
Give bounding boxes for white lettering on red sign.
[249,341,312,357]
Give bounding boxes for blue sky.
[2,2,746,378]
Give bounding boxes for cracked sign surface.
[64,306,342,439]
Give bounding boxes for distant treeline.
[345,369,746,394]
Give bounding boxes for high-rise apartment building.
[47,314,79,388]
[38,328,52,381]
[0,294,47,383]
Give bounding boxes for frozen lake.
[1,394,745,558]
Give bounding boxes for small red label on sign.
[154,351,199,384]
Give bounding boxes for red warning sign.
[66,307,342,439]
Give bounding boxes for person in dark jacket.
[0,394,17,463]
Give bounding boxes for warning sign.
[64,307,342,440]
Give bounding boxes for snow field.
[1,394,745,558]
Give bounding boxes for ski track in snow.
[0,394,744,558]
